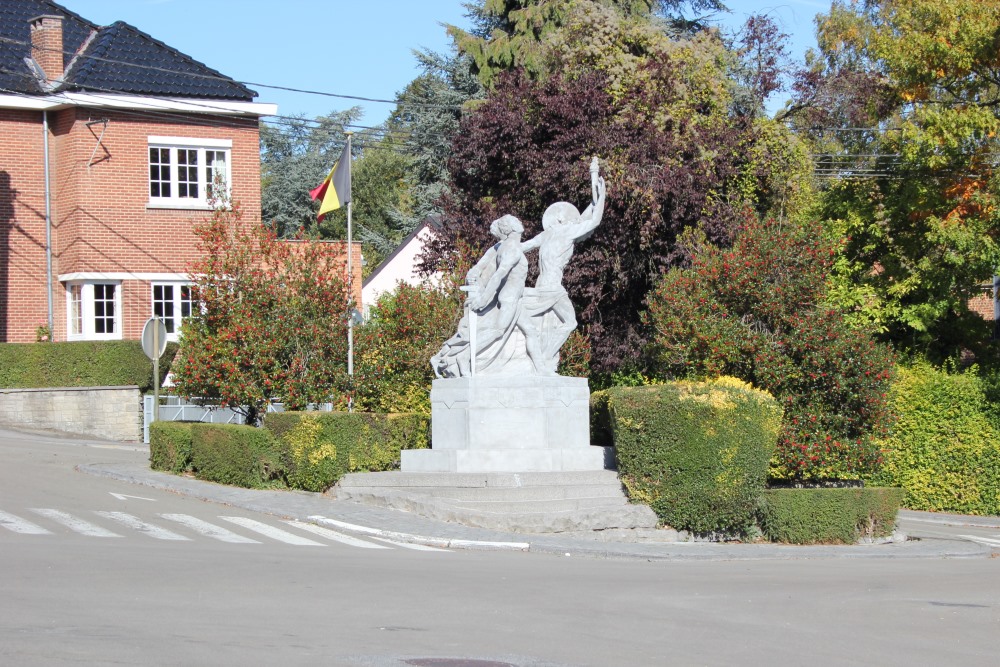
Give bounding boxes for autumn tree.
[791,0,1000,360]
[171,200,351,425]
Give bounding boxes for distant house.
[361,216,442,314]
[0,0,360,344]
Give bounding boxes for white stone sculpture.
[430,158,605,378]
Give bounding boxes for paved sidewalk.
[78,458,998,562]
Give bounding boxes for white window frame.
[65,281,122,341]
[151,282,196,342]
[147,136,232,209]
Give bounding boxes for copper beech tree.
[171,200,351,425]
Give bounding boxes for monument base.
[402,375,610,473]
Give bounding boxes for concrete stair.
[333,470,659,534]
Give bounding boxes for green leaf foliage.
[264,412,430,492]
[758,487,903,544]
[148,422,195,474]
[645,218,896,480]
[0,341,176,393]
[189,423,285,489]
[605,377,782,535]
[870,362,1000,516]
[352,281,464,414]
[171,200,351,426]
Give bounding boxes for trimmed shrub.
[869,362,1000,516]
[590,390,613,448]
[608,377,783,535]
[149,422,195,473]
[645,219,895,481]
[0,341,177,392]
[189,423,285,489]
[759,487,904,544]
[264,412,430,492]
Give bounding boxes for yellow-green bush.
[758,487,903,544]
[869,362,1000,516]
[264,412,430,492]
[149,422,195,473]
[606,377,783,535]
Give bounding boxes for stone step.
[444,496,629,513]
[337,482,625,502]
[337,487,658,533]
[338,469,624,489]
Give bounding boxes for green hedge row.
[149,422,195,474]
[869,362,1000,516]
[603,377,783,536]
[0,341,176,392]
[758,487,904,544]
[264,412,430,492]
[148,412,430,492]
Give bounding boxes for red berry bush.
[645,219,895,480]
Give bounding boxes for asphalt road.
[1,431,998,666]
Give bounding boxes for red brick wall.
[0,107,263,342]
[0,110,51,343]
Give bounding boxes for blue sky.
[57,1,828,124]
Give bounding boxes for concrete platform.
[335,470,659,534]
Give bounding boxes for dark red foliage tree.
[426,67,755,371]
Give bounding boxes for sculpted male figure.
[519,161,606,374]
[431,215,528,378]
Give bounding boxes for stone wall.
[0,386,141,441]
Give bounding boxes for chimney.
[29,15,64,84]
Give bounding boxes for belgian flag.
[310,141,352,221]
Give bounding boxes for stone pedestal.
[401,376,609,473]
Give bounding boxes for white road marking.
[94,511,190,541]
[958,534,1000,548]
[219,517,325,546]
[29,509,121,538]
[109,493,156,502]
[371,536,450,552]
[283,520,390,549]
[159,514,260,543]
[0,510,51,535]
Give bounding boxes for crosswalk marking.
[0,510,51,535]
[94,511,190,541]
[159,514,260,543]
[958,534,1000,548]
[29,509,122,538]
[284,520,390,549]
[370,536,451,552]
[219,516,325,546]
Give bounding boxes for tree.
[645,219,896,481]
[171,200,351,426]
[790,0,1000,360]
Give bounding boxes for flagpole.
[345,132,354,412]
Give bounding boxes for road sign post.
[141,317,168,423]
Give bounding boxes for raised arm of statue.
[521,232,545,254]
[575,176,605,241]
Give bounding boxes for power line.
[0,35,466,111]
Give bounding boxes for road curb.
[308,515,531,552]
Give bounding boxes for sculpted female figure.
[431,215,528,378]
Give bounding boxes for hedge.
[264,411,431,492]
[869,362,1000,516]
[605,377,783,536]
[0,341,177,392]
[758,487,904,544]
[189,423,285,489]
[149,422,195,473]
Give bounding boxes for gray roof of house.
[0,0,256,100]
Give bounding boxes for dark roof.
[0,0,255,100]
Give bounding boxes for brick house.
[0,1,362,345]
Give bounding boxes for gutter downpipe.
[42,110,53,338]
